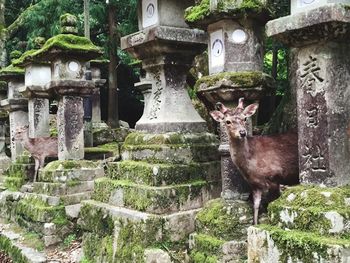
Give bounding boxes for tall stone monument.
[19,14,102,160]
[184,1,274,261]
[186,0,274,202]
[14,47,52,138]
[0,51,28,161]
[247,3,350,262]
[78,1,221,262]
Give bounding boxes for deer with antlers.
[210,98,299,224]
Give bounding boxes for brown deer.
[210,98,299,224]
[14,125,58,183]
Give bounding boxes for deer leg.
[33,158,39,183]
[253,189,262,225]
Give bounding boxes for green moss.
[10,50,22,60]
[184,0,210,23]
[196,199,252,241]
[79,202,115,236]
[195,71,274,91]
[92,177,214,213]
[60,13,77,26]
[0,64,24,76]
[16,33,102,64]
[82,233,114,262]
[107,160,220,186]
[15,197,66,223]
[0,234,27,263]
[268,185,350,236]
[185,0,271,24]
[12,49,39,67]
[22,232,44,251]
[259,224,350,262]
[44,160,98,170]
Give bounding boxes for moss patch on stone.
[12,49,39,67]
[258,224,350,262]
[15,196,66,223]
[92,177,216,214]
[16,34,102,64]
[44,160,98,171]
[185,0,271,24]
[196,199,252,241]
[106,160,220,186]
[268,185,350,236]
[0,234,28,263]
[190,233,224,263]
[0,64,24,76]
[195,71,274,91]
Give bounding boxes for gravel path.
[0,251,13,263]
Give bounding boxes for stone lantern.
[14,40,52,138]
[24,14,102,160]
[246,3,350,262]
[185,0,274,201]
[0,51,29,161]
[80,1,221,261]
[0,81,10,172]
[89,59,107,128]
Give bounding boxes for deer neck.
[228,136,251,164]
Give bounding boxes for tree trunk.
[107,3,119,128]
[84,0,90,39]
[0,0,6,68]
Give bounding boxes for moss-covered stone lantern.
[13,38,52,138]
[0,51,29,161]
[22,14,102,160]
[185,0,275,204]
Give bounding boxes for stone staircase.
[248,185,350,262]
[0,160,104,247]
[78,131,222,262]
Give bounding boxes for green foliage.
[63,234,77,248]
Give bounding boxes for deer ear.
[243,103,259,118]
[210,111,225,122]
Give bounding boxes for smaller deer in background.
[210,98,299,224]
[14,126,58,182]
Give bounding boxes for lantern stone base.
[247,185,350,262]
[0,160,104,247]
[188,198,253,263]
[79,131,222,262]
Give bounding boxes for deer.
[210,98,299,225]
[14,125,58,183]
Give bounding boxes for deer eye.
[226,120,231,125]
[244,117,247,122]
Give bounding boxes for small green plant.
[63,234,76,247]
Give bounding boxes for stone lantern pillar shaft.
[27,97,50,138]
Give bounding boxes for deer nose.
[239,130,247,138]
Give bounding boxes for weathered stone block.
[106,160,220,186]
[248,226,350,263]
[92,177,221,214]
[268,185,350,236]
[33,181,94,196]
[39,160,104,183]
[195,198,253,241]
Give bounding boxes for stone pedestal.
[247,4,350,262]
[50,80,95,160]
[121,26,208,133]
[266,4,350,186]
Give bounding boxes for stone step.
[16,196,66,223]
[0,220,46,263]
[248,225,350,263]
[33,180,95,196]
[21,191,92,206]
[79,200,200,241]
[38,160,104,183]
[84,142,120,161]
[4,176,25,190]
[92,178,221,214]
[189,233,247,263]
[106,160,220,186]
[268,185,350,236]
